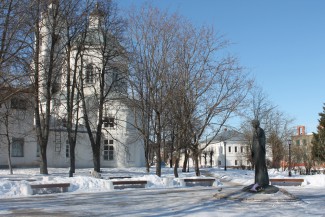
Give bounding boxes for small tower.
[297,126,306,135]
[89,3,104,29]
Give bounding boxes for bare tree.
[174,27,252,176]
[240,86,294,169]
[264,110,295,169]
[202,150,208,167]
[78,0,127,172]
[27,0,67,174]
[0,0,31,102]
[127,5,181,176]
[209,149,214,167]
[127,4,252,177]
[58,0,91,177]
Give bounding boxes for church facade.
[0,2,145,168]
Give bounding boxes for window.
[109,146,114,160]
[228,146,231,153]
[103,117,115,128]
[241,146,244,153]
[12,138,24,157]
[86,64,94,83]
[103,140,114,161]
[303,139,307,146]
[235,160,238,166]
[11,97,27,110]
[218,160,221,166]
[296,140,300,146]
[235,146,238,153]
[66,140,70,158]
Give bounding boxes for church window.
[86,64,94,83]
[12,138,24,157]
[103,117,115,128]
[103,139,114,161]
[66,140,70,158]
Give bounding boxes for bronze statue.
[251,119,269,190]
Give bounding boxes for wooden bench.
[109,176,132,179]
[112,180,147,189]
[8,178,37,182]
[30,183,70,194]
[181,178,215,187]
[269,178,304,186]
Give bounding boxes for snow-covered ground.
[0,167,324,216]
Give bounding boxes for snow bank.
[0,167,324,198]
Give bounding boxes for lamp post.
[287,139,292,177]
[224,141,227,171]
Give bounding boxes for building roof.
[90,3,105,17]
[206,129,246,144]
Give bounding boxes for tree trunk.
[92,146,101,172]
[145,138,150,173]
[39,142,48,174]
[182,150,188,172]
[193,153,200,176]
[5,113,13,175]
[155,145,161,177]
[6,136,13,175]
[69,140,76,177]
[174,157,179,178]
[155,112,162,177]
[7,146,13,175]
[209,152,213,167]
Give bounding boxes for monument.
[243,119,278,193]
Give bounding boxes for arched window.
[86,64,94,83]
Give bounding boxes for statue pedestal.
[242,184,279,194]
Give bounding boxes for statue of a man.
[251,119,269,189]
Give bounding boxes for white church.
[0,2,145,168]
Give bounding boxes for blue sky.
[118,0,325,133]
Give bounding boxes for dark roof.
[90,3,105,17]
[206,129,246,143]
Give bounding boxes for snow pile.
[303,174,325,186]
[0,179,32,197]
[65,176,113,192]
[0,167,324,198]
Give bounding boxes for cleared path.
[0,183,323,217]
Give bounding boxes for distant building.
[290,125,314,173]
[200,129,250,169]
[292,126,313,147]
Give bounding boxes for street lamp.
[224,141,227,171]
[287,139,292,177]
